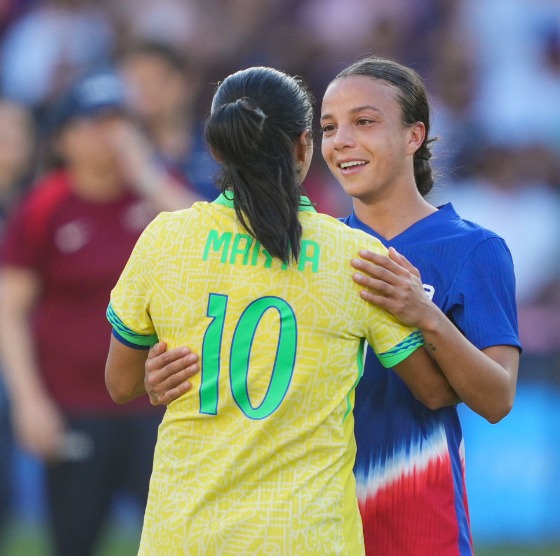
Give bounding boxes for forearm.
[392,345,461,410]
[420,308,518,423]
[0,302,46,406]
[107,119,202,212]
[0,273,46,403]
[105,335,150,403]
[134,165,202,212]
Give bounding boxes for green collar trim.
[213,192,316,213]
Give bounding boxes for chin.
[339,182,368,200]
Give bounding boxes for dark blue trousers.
[45,410,163,556]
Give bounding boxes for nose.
[332,125,355,150]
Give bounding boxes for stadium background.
[1,0,559,554]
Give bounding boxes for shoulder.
[19,170,72,214]
[438,202,498,237]
[302,213,388,272]
[437,202,511,254]
[150,201,212,228]
[441,205,516,295]
[4,170,72,239]
[303,211,385,251]
[138,202,212,246]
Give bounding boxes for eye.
[320,123,336,135]
[356,118,374,126]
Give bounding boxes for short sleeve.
[449,237,520,350]
[107,214,165,349]
[355,234,424,366]
[376,330,424,368]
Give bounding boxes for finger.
[146,347,195,373]
[351,257,388,278]
[352,271,393,295]
[351,257,401,289]
[146,354,199,389]
[357,288,392,310]
[358,287,412,317]
[166,366,197,392]
[148,364,199,406]
[148,352,199,381]
[388,247,420,278]
[353,251,407,280]
[148,341,167,359]
[154,381,193,406]
[158,356,199,384]
[356,249,391,266]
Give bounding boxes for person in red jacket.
[0,70,197,556]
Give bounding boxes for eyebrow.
[320,105,382,121]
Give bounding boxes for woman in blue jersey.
[141,57,521,556]
[319,56,521,556]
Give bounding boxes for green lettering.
[298,240,320,273]
[230,234,253,265]
[250,241,261,266]
[203,230,232,263]
[262,248,273,269]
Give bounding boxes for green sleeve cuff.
[377,330,424,368]
[106,303,158,348]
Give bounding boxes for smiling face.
[320,75,424,205]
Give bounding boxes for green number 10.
[200,293,297,419]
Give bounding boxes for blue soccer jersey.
[342,203,521,556]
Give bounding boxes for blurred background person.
[118,39,219,201]
[0,70,195,556]
[0,99,37,227]
[0,98,37,545]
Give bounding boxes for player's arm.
[391,346,461,409]
[142,343,200,405]
[352,248,519,423]
[144,342,199,405]
[418,322,518,422]
[104,212,201,405]
[105,335,151,404]
[0,266,67,459]
[106,336,199,405]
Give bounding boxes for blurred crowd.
[1,0,560,217]
[0,0,559,552]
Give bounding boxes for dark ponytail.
[412,142,436,197]
[333,56,437,197]
[205,67,314,264]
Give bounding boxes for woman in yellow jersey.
[105,66,449,556]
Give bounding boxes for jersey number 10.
[200,293,298,419]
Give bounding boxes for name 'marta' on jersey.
[107,193,424,556]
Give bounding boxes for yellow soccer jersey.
[107,194,423,556]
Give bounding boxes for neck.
[353,191,436,240]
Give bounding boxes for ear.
[209,145,224,163]
[407,122,426,156]
[296,129,312,165]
